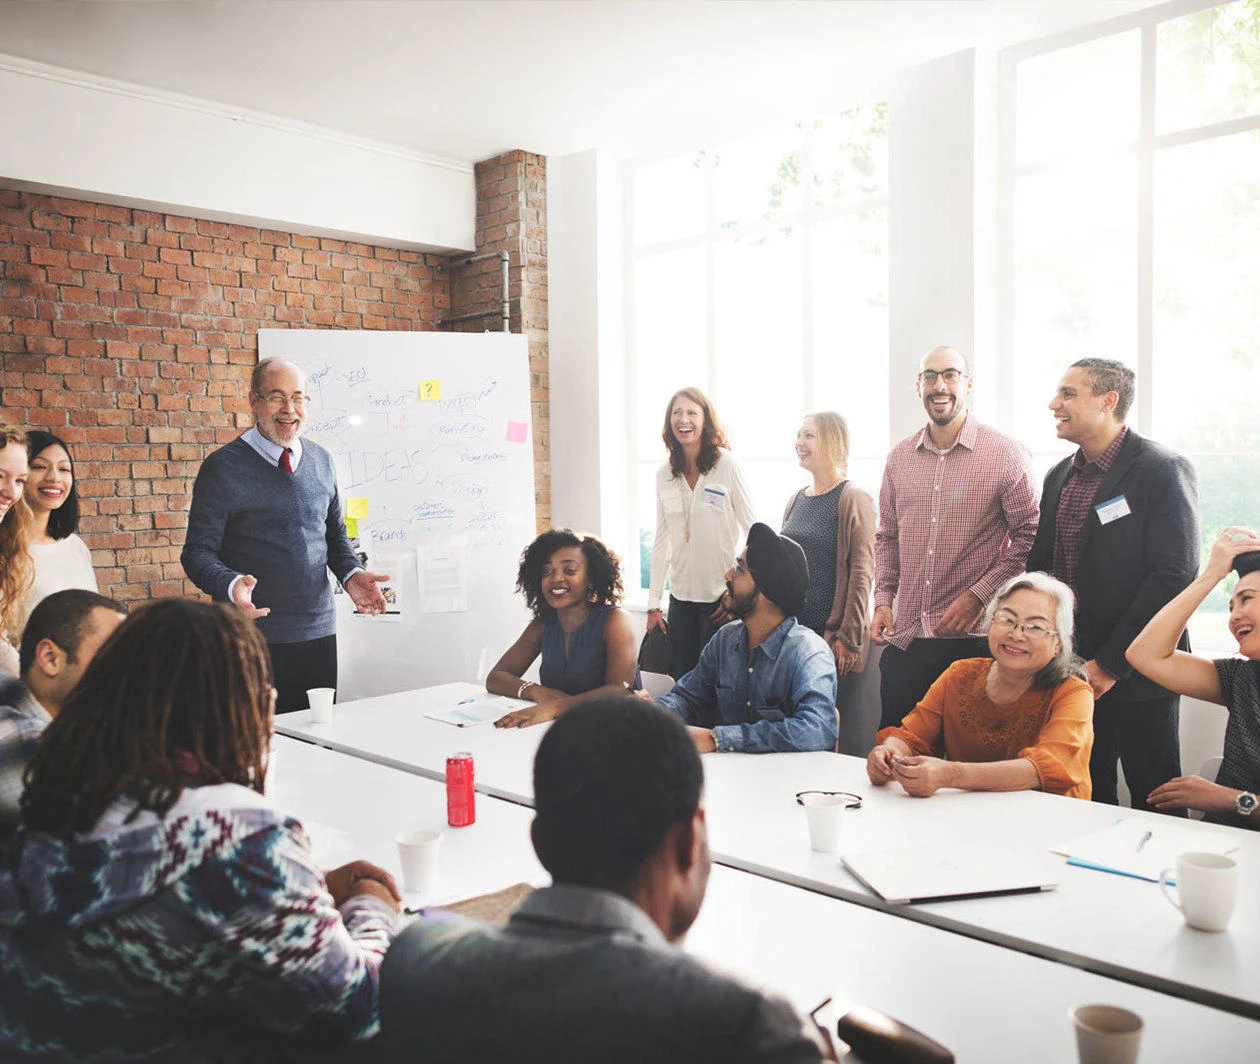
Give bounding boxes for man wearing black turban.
[648,524,839,753]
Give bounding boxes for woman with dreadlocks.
[0,598,401,1062]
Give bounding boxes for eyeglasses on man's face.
[918,369,966,386]
[255,392,311,409]
[732,557,751,576]
[991,613,1056,640]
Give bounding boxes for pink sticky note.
[506,420,528,443]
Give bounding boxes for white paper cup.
[796,791,859,853]
[1070,1004,1143,1064]
[307,687,335,725]
[396,828,443,896]
[1159,852,1238,933]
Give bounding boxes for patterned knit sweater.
[0,783,397,1061]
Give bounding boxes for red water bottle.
[446,752,476,827]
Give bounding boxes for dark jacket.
[1027,430,1199,702]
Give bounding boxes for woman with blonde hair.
[646,387,756,679]
[0,425,33,675]
[783,412,876,671]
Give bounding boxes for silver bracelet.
[517,680,533,699]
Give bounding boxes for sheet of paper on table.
[1052,817,1241,882]
[425,694,533,727]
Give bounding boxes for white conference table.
[270,734,1260,1062]
[276,683,1260,1019]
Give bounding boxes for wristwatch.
[1235,791,1257,818]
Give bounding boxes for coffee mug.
[1158,852,1238,933]
[1069,1004,1142,1064]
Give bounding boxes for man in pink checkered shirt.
[872,346,1039,730]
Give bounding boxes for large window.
[627,104,890,593]
[1002,0,1260,647]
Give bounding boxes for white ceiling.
[0,0,1160,164]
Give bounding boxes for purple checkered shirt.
[874,414,1039,651]
[1050,426,1129,595]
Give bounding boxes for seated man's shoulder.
[381,912,821,1062]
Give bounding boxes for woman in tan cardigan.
[782,412,876,685]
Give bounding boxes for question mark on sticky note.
[419,380,441,401]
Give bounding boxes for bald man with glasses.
[182,358,389,712]
[872,346,1040,731]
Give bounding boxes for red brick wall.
[0,188,455,604]
[450,150,550,529]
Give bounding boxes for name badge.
[1095,494,1131,525]
[701,485,727,509]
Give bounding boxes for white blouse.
[649,451,757,609]
[16,534,99,639]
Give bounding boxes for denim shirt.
[656,617,838,753]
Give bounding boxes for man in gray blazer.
[380,696,832,1063]
[1028,358,1199,812]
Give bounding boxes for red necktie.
[279,448,293,473]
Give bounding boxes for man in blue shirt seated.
[651,522,839,753]
[380,697,833,1063]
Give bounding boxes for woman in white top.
[647,387,756,679]
[18,431,97,640]
[0,425,33,675]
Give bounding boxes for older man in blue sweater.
[182,358,389,712]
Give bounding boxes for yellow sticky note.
[346,497,368,520]
[344,517,359,538]
[419,379,441,401]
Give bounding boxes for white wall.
[0,55,475,252]
[546,150,630,558]
[887,49,978,436]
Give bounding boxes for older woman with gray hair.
[867,572,1094,799]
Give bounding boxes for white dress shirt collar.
[242,426,303,470]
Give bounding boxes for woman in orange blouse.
[867,572,1094,799]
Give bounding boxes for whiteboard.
[257,330,536,700]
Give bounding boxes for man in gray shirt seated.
[380,696,832,1064]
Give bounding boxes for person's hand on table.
[1082,658,1117,700]
[231,574,271,619]
[645,608,668,634]
[866,744,900,785]
[869,606,894,646]
[687,726,717,754]
[934,590,983,636]
[326,860,402,911]
[1148,775,1237,814]
[346,570,391,615]
[891,755,954,798]
[495,701,562,729]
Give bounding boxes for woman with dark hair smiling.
[647,387,756,679]
[1126,527,1260,828]
[0,598,401,1061]
[18,430,97,638]
[488,529,639,728]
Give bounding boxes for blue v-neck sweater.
[181,437,359,643]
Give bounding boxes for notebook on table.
[842,844,1059,905]
[1051,818,1241,883]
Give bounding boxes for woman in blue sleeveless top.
[487,529,639,728]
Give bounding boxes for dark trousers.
[667,597,722,680]
[1090,692,1185,816]
[270,634,339,714]
[878,636,992,730]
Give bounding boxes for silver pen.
[1136,829,1152,852]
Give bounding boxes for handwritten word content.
[432,415,488,444]
[336,448,430,491]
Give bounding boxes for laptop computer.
[842,844,1059,905]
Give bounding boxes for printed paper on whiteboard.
[418,545,468,613]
